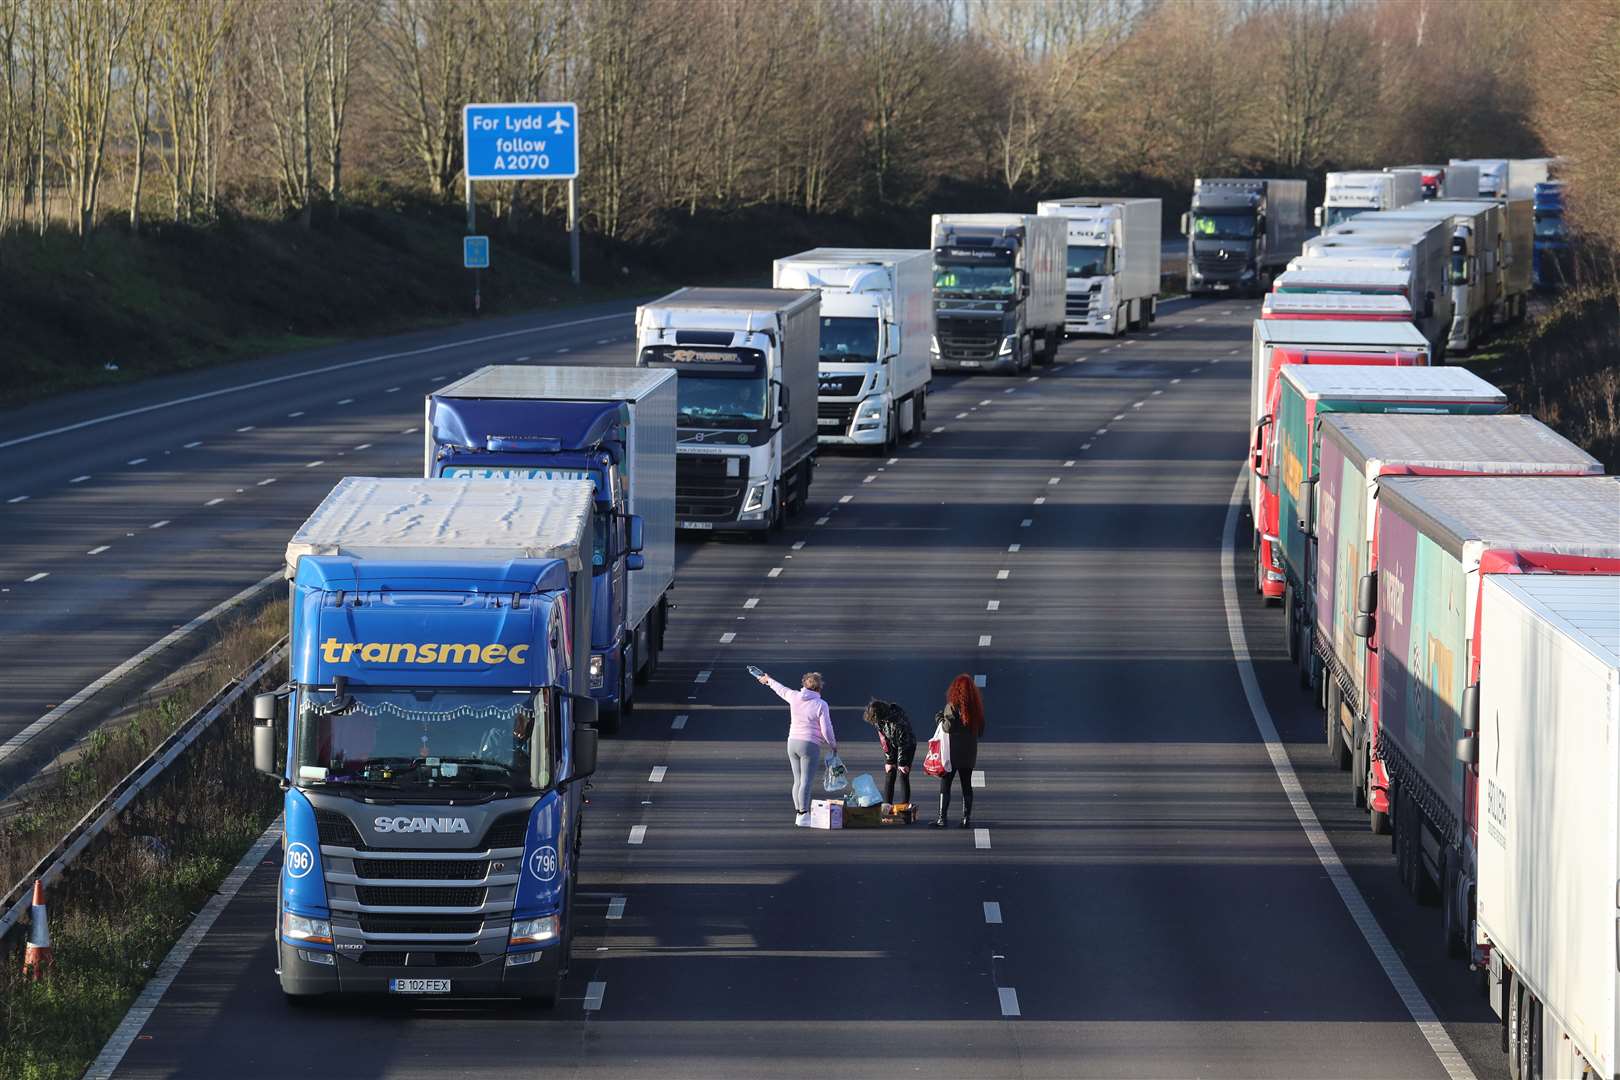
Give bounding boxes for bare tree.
[372,0,482,200]
[0,0,20,236]
[157,0,237,222]
[246,1,322,221]
[320,0,368,214]
[124,0,162,231]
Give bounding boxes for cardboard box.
[809,799,843,829]
[841,804,881,829]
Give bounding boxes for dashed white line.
[204,498,225,507]
[606,897,626,920]
[1081,443,1092,451]
[974,674,988,687]
[627,825,647,845]
[1002,388,1015,395]
[931,426,945,434]
[555,347,571,354]
[595,338,612,345]
[979,399,992,406]
[1113,413,1126,421]
[386,386,401,393]
[1063,460,1075,467]
[648,766,668,784]
[863,474,876,484]
[1020,519,1032,528]
[744,598,760,609]
[6,495,27,504]
[584,980,608,1010]
[694,670,712,683]
[354,444,372,451]
[1007,544,1021,553]
[791,541,805,551]
[719,632,736,644]
[1151,389,1163,396]
[70,475,91,483]
[24,572,48,583]
[87,545,109,556]
[986,600,1000,611]
[1033,497,1046,505]
[306,460,324,468]
[184,441,203,449]
[127,457,147,465]
[983,901,1003,924]
[955,412,968,419]
[1047,477,1059,486]
[288,411,305,418]
[978,635,992,647]
[1026,376,1038,383]
[975,828,992,850]
[257,478,277,486]
[886,457,899,465]
[1096,427,1109,435]
[671,714,688,730]
[996,570,1009,580]
[401,427,419,435]
[815,516,829,526]
[972,769,986,789]
[1191,367,1203,374]
[337,398,354,405]
[1132,401,1145,409]
[149,520,170,529]
[838,495,853,504]
[1170,378,1182,385]
[236,426,254,432]
[767,568,783,578]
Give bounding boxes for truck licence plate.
[679,521,714,530]
[957,360,980,367]
[389,978,451,994]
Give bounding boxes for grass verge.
[0,601,287,1080]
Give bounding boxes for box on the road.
[809,800,843,829]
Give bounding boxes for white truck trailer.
[1451,157,1554,199]
[930,213,1067,373]
[1315,170,1422,229]
[772,248,932,451]
[1035,197,1161,337]
[1477,574,1620,1080]
[1306,217,1454,357]
[1395,164,1480,201]
[1372,200,1520,349]
[636,288,820,532]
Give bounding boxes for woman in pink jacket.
[755,670,838,827]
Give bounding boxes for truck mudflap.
[278,938,563,998]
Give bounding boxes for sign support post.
[568,178,581,286]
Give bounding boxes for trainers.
[795,812,810,827]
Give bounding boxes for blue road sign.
[464,236,490,269]
[464,102,577,181]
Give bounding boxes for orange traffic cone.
[23,879,52,980]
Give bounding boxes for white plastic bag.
[848,773,883,807]
[823,753,849,793]
[932,722,952,773]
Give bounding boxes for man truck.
[1314,170,1422,229]
[1035,197,1161,337]
[930,213,1066,373]
[255,476,602,1006]
[635,287,819,532]
[1477,575,1620,1080]
[1358,476,1620,979]
[426,366,676,732]
[1309,414,1600,828]
[771,249,933,451]
[1182,177,1308,296]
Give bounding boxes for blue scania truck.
[254,476,600,1005]
[425,366,676,733]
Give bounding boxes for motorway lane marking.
[838,495,852,504]
[1003,388,1015,395]
[1219,469,1478,1080]
[584,981,608,1011]
[257,478,277,486]
[385,386,400,392]
[1170,378,1182,384]
[671,714,688,730]
[649,766,667,783]
[287,411,304,418]
[974,674,987,687]
[1210,359,1221,365]
[972,770,985,789]
[975,828,991,850]
[767,568,783,578]
[1020,519,1031,528]
[1096,427,1109,435]
[1133,401,1145,409]
[627,825,647,845]
[87,546,109,555]
[956,412,968,419]
[1191,367,1203,374]
[606,897,626,920]
[236,425,254,432]
[791,540,805,550]
[126,457,147,465]
[979,399,991,406]
[1113,413,1126,420]
[815,516,829,525]
[863,474,876,483]
[70,475,91,483]
[24,572,48,582]
[306,460,324,467]
[1047,477,1059,485]
[744,598,759,609]
[1063,459,1075,467]
[184,440,203,448]
[887,457,899,465]
[996,570,1009,580]
[986,601,1000,611]
[83,821,282,1080]
[1007,544,1020,553]
[1033,497,1045,505]
[337,397,354,405]
[998,987,1021,1017]
[149,520,169,529]
[6,495,26,503]
[983,901,1002,924]
[354,443,372,451]
[978,635,992,647]
[931,426,945,433]
[694,670,711,683]
[401,427,418,434]
[719,632,736,644]
[1081,443,1092,450]
[204,498,224,507]
[1152,389,1163,396]
[556,347,571,354]
[1027,376,1039,382]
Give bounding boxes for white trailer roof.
[1322,413,1601,474]
[1256,319,1428,348]
[1277,264,1411,289]
[436,365,673,402]
[285,477,595,576]
[640,287,817,317]
[775,248,928,266]
[1377,476,1620,560]
[1491,575,1620,667]
[1282,364,1504,402]
[1262,293,1413,318]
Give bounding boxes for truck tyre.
[1507,973,1524,1080]
[1441,854,1463,957]
[1326,680,1350,770]
[1369,797,1389,836]
[1283,584,1300,663]
[1253,546,1264,595]
[1111,307,1124,339]
[1148,297,1157,323]
[1352,719,1368,808]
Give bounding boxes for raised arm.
[761,675,796,704]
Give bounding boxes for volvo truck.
[772,249,932,450]
[1182,177,1308,295]
[636,288,819,533]
[1310,414,1599,828]
[1035,197,1161,337]
[1314,170,1422,229]
[930,213,1066,373]
[1477,575,1620,1080]
[426,366,676,732]
[255,476,601,1006]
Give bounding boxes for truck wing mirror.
[1455,733,1478,765]
[1313,206,1324,228]
[626,553,646,571]
[1353,613,1376,639]
[1299,476,1318,536]
[253,690,286,779]
[1251,417,1271,478]
[626,514,644,554]
[774,379,789,426]
[564,696,599,782]
[1179,211,1191,236]
[1461,684,1479,735]
[886,321,901,357]
[1017,269,1030,298]
[1357,571,1378,616]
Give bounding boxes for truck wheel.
[918,386,927,421]
[1441,855,1463,957]
[1111,307,1124,338]
[1326,680,1350,770]
[1253,545,1264,595]
[1283,584,1300,663]
[1507,974,1524,1080]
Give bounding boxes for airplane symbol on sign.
[548,111,570,134]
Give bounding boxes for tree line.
[0,0,1612,264]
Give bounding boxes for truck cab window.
[1193,213,1256,240]
[1065,246,1108,278]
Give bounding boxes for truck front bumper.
[932,355,1017,375]
[278,939,562,998]
[817,395,889,445]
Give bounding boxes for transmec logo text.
[319,639,531,666]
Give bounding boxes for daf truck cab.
[1036,197,1161,337]
[256,477,601,1007]
[929,213,1066,373]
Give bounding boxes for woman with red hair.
[932,673,984,828]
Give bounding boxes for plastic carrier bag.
[848,773,883,808]
[822,753,849,793]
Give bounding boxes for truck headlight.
[742,481,768,513]
[510,915,561,947]
[282,912,332,945]
[589,653,605,689]
[999,335,1017,355]
[855,398,884,424]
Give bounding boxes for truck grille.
[676,453,748,522]
[817,401,856,436]
[817,375,864,398]
[355,885,487,908]
[357,951,483,968]
[314,809,527,852]
[480,812,529,849]
[315,809,367,849]
[355,858,490,881]
[1194,252,1244,278]
[358,914,483,935]
[1065,293,1098,320]
[936,316,1003,362]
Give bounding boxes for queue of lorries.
[1240,158,1618,1080]
[246,197,1163,1007]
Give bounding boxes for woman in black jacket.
[862,699,916,808]
[933,673,983,828]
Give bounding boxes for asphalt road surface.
[40,298,1506,1079]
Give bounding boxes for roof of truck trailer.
[285,477,594,577]
[1262,293,1413,317]
[644,287,818,314]
[1323,413,1601,474]
[436,365,672,401]
[1377,475,1620,559]
[1377,201,1497,218]
[776,248,929,265]
[1256,319,1427,347]
[1278,264,1410,287]
[1281,364,1502,401]
[1490,575,1620,666]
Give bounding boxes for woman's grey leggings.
[787,739,821,813]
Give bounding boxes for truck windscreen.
[640,345,768,426]
[819,317,878,363]
[1322,206,1365,228]
[1066,245,1107,278]
[293,687,549,793]
[933,263,1015,297]
[1193,212,1256,240]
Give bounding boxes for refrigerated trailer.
[1395,164,1480,201]
[930,213,1066,373]
[1183,177,1309,296]
[1315,170,1422,229]
[1310,414,1601,824]
[1273,263,1414,301]
[1364,476,1620,976]
[1270,367,1508,678]
[1035,197,1161,336]
[1477,575,1620,1080]
[1369,200,1512,351]
[1305,218,1454,357]
[1261,292,1413,321]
